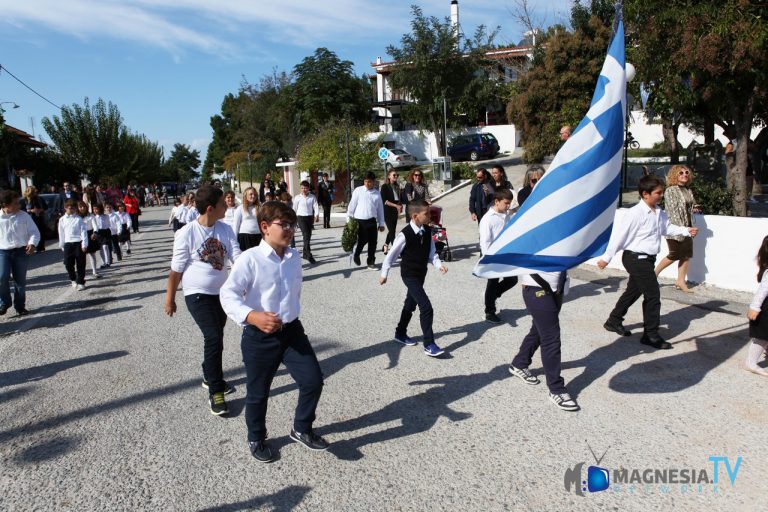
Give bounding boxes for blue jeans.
[0,247,29,312]
[184,293,228,394]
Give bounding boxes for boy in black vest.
[379,199,448,357]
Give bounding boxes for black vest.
[400,225,431,278]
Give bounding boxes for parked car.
[447,133,500,161]
[385,148,417,170]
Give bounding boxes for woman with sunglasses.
[655,165,700,293]
[403,169,431,217]
[517,165,545,207]
[380,169,402,254]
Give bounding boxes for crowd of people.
[3,160,766,465]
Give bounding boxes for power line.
[0,64,61,110]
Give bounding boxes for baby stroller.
[429,205,452,262]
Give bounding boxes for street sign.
[378,147,390,160]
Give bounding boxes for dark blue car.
[447,133,500,161]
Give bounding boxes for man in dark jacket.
[468,169,493,224]
[317,173,335,228]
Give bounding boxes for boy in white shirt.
[58,199,88,290]
[292,180,319,263]
[478,188,518,323]
[0,190,41,315]
[220,201,327,463]
[164,186,241,416]
[597,175,698,350]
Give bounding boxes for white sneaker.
[92,273,102,279]
[71,281,77,288]
[548,391,580,411]
[76,284,86,291]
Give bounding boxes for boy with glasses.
[221,201,328,463]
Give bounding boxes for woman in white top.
[233,186,261,250]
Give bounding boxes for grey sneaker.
[548,392,580,411]
[289,429,329,451]
[508,365,540,385]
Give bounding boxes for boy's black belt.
[625,250,655,257]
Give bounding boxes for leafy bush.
[689,179,735,216]
[341,219,358,252]
[452,162,475,180]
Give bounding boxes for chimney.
[451,0,459,40]
[376,56,382,65]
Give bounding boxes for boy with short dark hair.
[598,175,698,349]
[220,201,327,463]
[348,171,385,269]
[292,180,319,264]
[479,188,517,323]
[0,190,41,315]
[380,199,448,357]
[58,198,88,290]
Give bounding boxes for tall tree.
[386,7,498,156]
[507,17,612,162]
[292,48,371,134]
[164,143,201,185]
[625,0,768,215]
[41,98,162,183]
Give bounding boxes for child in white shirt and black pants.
[479,189,518,323]
[598,175,698,349]
[220,201,328,463]
[58,199,88,289]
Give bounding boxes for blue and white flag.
[475,20,627,279]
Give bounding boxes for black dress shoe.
[0,305,8,315]
[16,309,30,317]
[640,335,672,350]
[308,256,317,264]
[248,440,274,463]
[603,321,631,336]
[353,254,361,266]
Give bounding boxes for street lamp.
[620,63,637,207]
[0,101,20,113]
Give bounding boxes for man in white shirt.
[478,189,518,323]
[597,175,698,350]
[347,171,385,269]
[0,190,41,316]
[292,180,319,264]
[220,201,327,463]
[164,186,241,416]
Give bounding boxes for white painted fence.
[586,208,768,293]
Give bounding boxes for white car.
[385,149,417,170]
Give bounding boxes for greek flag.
[475,20,627,278]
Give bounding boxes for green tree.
[292,48,371,134]
[296,122,382,200]
[386,6,498,156]
[41,98,162,183]
[507,17,612,162]
[625,0,768,216]
[164,143,201,185]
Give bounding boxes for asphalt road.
[1,204,765,511]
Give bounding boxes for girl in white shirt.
[92,203,113,268]
[222,191,238,231]
[104,203,123,261]
[78,201,101,278]
[169,199,182,231]
[745,236,768,377]
[233,186,261,250]
[117,203,133,254]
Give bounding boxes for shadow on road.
[0,350,129,389]
[197,485,312,512]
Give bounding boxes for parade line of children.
[57,198,133,289]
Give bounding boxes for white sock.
[88,253,98,273]
[745,338,768,372]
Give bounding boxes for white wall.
[375,124,520,162]
[628,110,761,149]
[586,208,767,292]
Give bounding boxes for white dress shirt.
[170,220,241,296]
[91,214,111,231]
[185,207,200,224]
[293,193,319,217]
[58,214,88,248]
[232,206,260,234]
[600,201,691,263]
[347,186,385,227]
[220,242,302,327]
[750,271,768,311]
[107,212,121,235]
[222,207,237,230]
[478,208,511,255]
[380,221,442,278]
[118,211,132,229]
[0,210,40,249]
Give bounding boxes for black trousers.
[321,201,332,228]
[238,233,262,251]
[62,242,86,284]
[608,251,660,338]
[484,277,518,314]
[241,320,323,441]
[354,217,378,265]
[396,273,434,345]
[110,234,122,258]
[184,293,227,395]
[297,215,314,256]
[130,213,140,233]
[512,286,566,394]
[384,208,399,246]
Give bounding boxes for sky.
[0,0,567,164]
